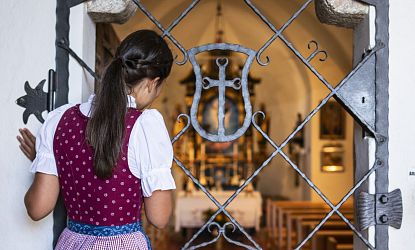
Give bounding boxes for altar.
[174,190,262,232]
[172,15,267,234]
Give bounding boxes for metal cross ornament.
[188,43,255,142]
[201,58,241,137]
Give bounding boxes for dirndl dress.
[52,105,150,249]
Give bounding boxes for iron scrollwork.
[188,43,255,142]
[190,222,257,250]
[306,40,328,62]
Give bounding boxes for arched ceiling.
[113,0,351,73]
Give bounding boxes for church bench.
[266,201,339,246]
[296,220,354,247]
[286,213,353,249]
[265,200,353,249]
[326,236,353,250]
[311,230,353,250]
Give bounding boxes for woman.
[20,29,176,249]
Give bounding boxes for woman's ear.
[148,77,161,93]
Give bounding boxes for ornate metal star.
[16,79,47,124]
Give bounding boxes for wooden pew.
[266,200,353,249]
[311,230,353,250]
[268,201,332,248]
[298,220,354,242]
[286,212,353,250]
[326,236,354,250]
[327,237,353,250]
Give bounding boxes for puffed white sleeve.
[128,109,176,197]
[30,104,72,176]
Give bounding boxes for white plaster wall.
[388,0,415,248]
[0,1,95,249]
[0,1,56,248]
[69,4,96,104]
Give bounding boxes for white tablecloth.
[174,190,262,232]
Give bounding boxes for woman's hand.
[17,128,36,161]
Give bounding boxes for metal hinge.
[358,189,403,230]
[16,69,56,124]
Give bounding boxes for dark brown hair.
[87,30,173,179]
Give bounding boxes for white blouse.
[30,95,176,197]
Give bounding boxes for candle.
[201,142,206,160]
[189,146,194,162]
[230,143,239,186]
[233,143,238,159]
[247,147,252,163]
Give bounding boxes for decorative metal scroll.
[306,40,328,62]
[17,0,393,249]
[16,79,48,124]
[16,69,56,124]
[188,43,255,142]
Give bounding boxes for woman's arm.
[133,110,176,229]
[143,190,173,229]
[18,128,60,220]
[24,173,60,221]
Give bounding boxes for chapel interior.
[95,0,359,249]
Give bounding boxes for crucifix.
[202,57,241,136]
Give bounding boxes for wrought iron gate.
[16,0,402,249]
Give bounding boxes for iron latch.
[358,189,403,230]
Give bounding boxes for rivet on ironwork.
[380,214,389,223]
[374,133,387,144]
[376,159,383,165]
[306,40,328,62]
[379,194,388,204]
[379,136,386,143]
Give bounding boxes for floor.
[150,228,272,250]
